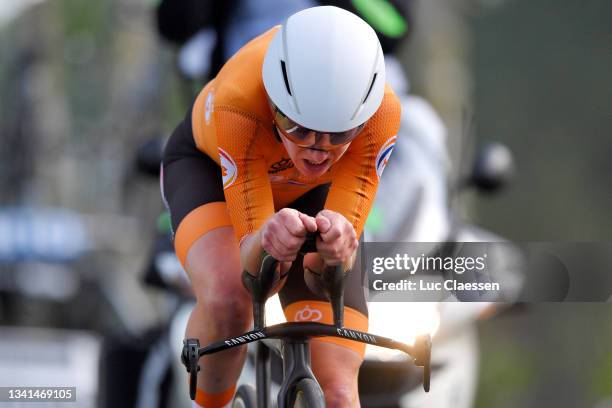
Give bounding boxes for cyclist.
[162,6,400,408]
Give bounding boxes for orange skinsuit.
[174,26,401,355]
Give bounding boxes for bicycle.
[181,234,432,407]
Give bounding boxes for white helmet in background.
[262,6,385,132]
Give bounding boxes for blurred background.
[0,0,611,407]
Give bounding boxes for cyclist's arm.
[210,109,277,271]
[239,230,266,275]
[324,90,402,248]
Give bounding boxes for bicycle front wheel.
[290,378,325,408]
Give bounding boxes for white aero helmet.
[262,6,385,133]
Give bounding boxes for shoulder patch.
[219,148,237,189]
[375,136,397,179]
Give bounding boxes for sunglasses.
[273,106,366,148]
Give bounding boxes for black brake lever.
[181,338,201,400]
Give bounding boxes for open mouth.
[303,158,329,172]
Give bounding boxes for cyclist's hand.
[315,210,358,267]
[260,208,317,262]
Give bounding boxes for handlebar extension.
[242,232,347,330]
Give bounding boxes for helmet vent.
[280,60,292,96]
[362,73,378,104]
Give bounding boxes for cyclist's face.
[279,131,351,178]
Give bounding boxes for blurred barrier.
[0,207,90,263]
